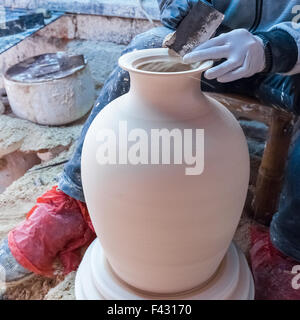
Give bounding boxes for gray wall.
[2,0,160,20]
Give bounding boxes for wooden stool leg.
[253,110,294,226]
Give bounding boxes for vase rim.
[119,48,213,76]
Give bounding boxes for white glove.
[183,29,266,83]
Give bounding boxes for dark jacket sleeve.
[157,0,203,30]
[254,27,299,74]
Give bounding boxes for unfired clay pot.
[81,48,250,295]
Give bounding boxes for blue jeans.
[58,26,300,260]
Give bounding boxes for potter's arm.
[157,0,201,29]
[157,1,300,75]
[254,22,300,75]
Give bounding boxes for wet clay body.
[81,49,250,294]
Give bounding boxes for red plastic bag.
[250,225,300,300]
[8,186,96,277]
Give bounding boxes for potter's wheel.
[75,239,254,300]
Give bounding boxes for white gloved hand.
[183,29,266,83]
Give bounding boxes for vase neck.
[127,72,209,120]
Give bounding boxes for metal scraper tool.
[163,1,224,57]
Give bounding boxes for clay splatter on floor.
[3,275,63,300]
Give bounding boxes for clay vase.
[81,48,250,295]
